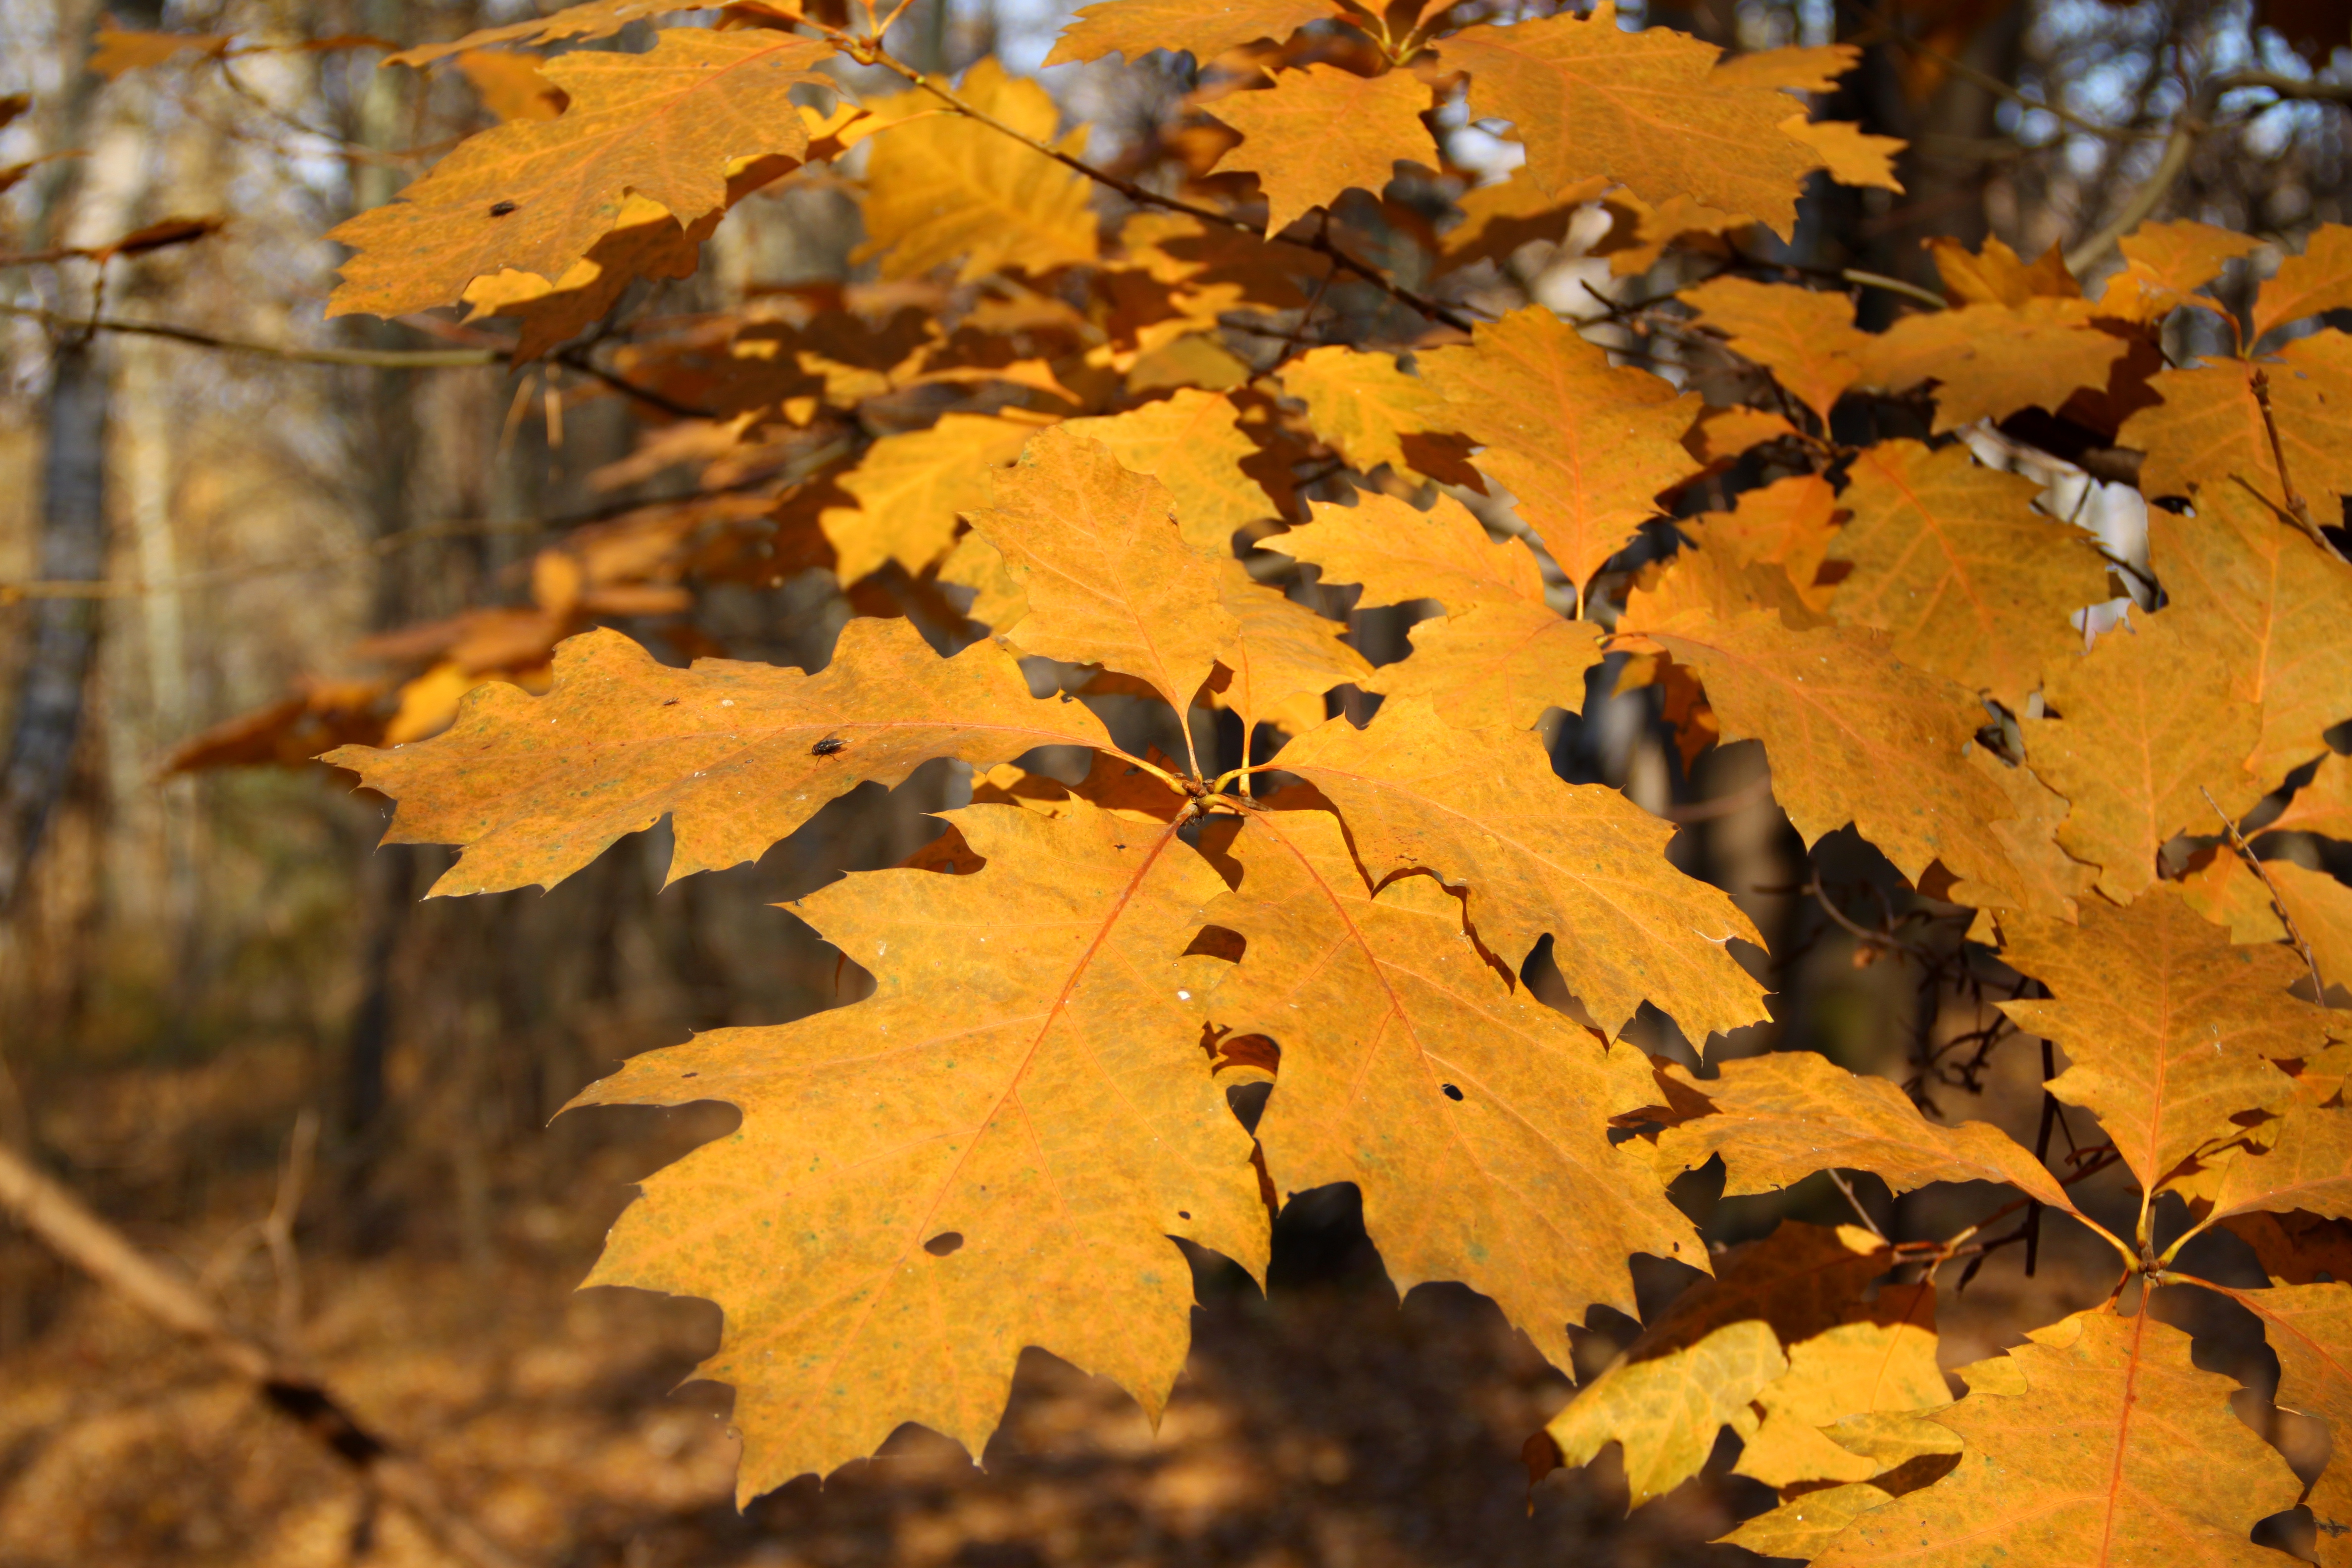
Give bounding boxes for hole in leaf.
[1441,1083,1464,1101]
[923,1232,964,1257]
[488,200,518,216]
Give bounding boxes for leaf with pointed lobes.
[1208,805,1697,1371]
[1633,610,2039,909]
[1830,440,2112,710]
[1850,296,2135,434]
[1044,0,1346,66]
[821,412,1046,585]
[1065,389,1292,557]
[1208,560,1372,739]
[321,620,1119,897]
[967,427,1238,722]
[326,29,834,318]
[386,0,710,68]
[854,59,1100,284]
[1534,1223,1891,1509]
[2175,1081,2352,1236]
[1707,42,1862,92]
[1276,346,1450,474]
[2269,754,2352,841]
[2022,607,2264,903]
[2148,487,2352,789]
[1269,489,1547,613]
[2120,332,2352,524]
[1780,118,1904,191]
[1679,276,1872,420]
[1812,1306,2300,1568]
[2189,1279,2352,1565]
[574,798,1266,1499]
[1999,887,2318,1193]
[1731,1282,1949,1491]
[1646,1049,2082,1214]
[2254,223,2352,341]
[2112,219,2260,314]
[1416,306,1701,594]
[1269,698,1767,1043]
[1206,65,1433,236]
[1366,602,1605,729]
[1679,470,1844,616]
[1440,1,1819,237]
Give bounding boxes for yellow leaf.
[1708,42,1862,92]
[2268,859,2352,997]
[1434,170,1612,277]
[1679,276,1873,419]
[2254,222,2352,341]
[854,58,1099,283]
[2120,332,2352,519]
[821,412,1045,584]
[327,29,833,317]
[1065,389,1290,555]
[1044,0,1342,66]
[1210,560,1372,738]
[2113,218,2260,313]
[2269,753,2352,840]
[576,798,1266,1496]
[1276,345,1449,475]
[90,28,232,79]
[460,192,706,361]
[1365,601,1604,729]
[1270,697,1768,1041]
[1270,489,1547,611]
[1733,1283,1948,1489]
[453,49,566,122]
[1853,297,2136,433]
[2202,1281,2352,1564]
[1680,470,1843,614]
[321,620,1119,895]
[1777,117,1904,191]
[1207,65,1433,234]
[1440,1,1821,237]
[387,0,693,68]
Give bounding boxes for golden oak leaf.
[1852,297,2135,432]
[1733,1283,1947,1490]
[2270,753,2352,840]
[2148,488,2352,785]
[387,0,697,68]
[2223,1211,2352,1285]
[2268,860,2352,995]
[1637,612,2029,899]
[1648,1049,2080,1212]
[2120,333,2352,518]
[821,412,1046,585]
[1044,0,1342,65]
[1679,276,1873,419]
[1931,234,2078,305]
[1539,1223,1890,1508]
[1271,489,1546,611]
[1999,888,2318,1190]
[1812,1307,2299,1568]
[1684,403,1801,464]
[1275,346,1449,475]
[2254,223,2352,341]
[1206,66,1433,235]
[2024,609,2264,901]
[2202,1280,2352,1563]
[967,428,1238,716]
[1440,1,1819,236]
[454,49,567,122]
[1065,389,1290,555]
[577,798,1266,1496]
[2115,219,2260,307]
[1682,470,1843,614]
[326,29,833,318]
[2187,1090,2352,1232]
[938,528,1028,631]
[1707,42,1861,91]
[1956,744,2101,923]
[1416,305,1700,594]
[1721,1479,1904,1561]
[1213,807,1700,1367]
[1830,439,2112,707]
[2180,843,2294,945]
[1592,188,1750,276]
[1269,698,1768,1041]
[1434,170,1611,277]
[1627,534,1821,630]
[461,191,709,361]
[854,59,1099,283]
[1778,117,1904,191]
[1365,602,1604,729]
[1210,561,1372,737]
[322,619,1116,896]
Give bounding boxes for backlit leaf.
[1276,345,1450,475]
[1066,389,1290,555]
[822,412,1046,585]
[1680,276,1873,419]
[1364,602,1604,729]
[1206,65,1433,236]
[1270,489,1546,611]
[1044,0,1344,66]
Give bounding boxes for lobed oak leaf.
[1537,1223,1891,1508]
[1683,404,1802,465]
[1810,1306,2300,1568]
[1777,117,1904,191]
[2121,333,2352,524]
[461,191,711,361]
[1364,602,1604,730]
[322,619,1118,896]
[1678,470,1844,615]
[1065,389,1291,555]
[2024,608,2264,901]
[2147,487,2352,786]
[966,427,1238,717]
[2254,223,2352,342]
[854,59,1100,283]
[2180,843,2295,946]
[1439,1,1819,236]
[2224,1211,2352,1285]
[1999,887,2319,1192]
[2112,219,2260,315]
[1851,297,2136,433]
[1706,42,1861,92]
[2269,753,2352,841]
[327,29,834,318]
[386,0,703,68]
[1275,345,1450,475]
[1043,0,1345,66]
[1268,697,1768,1042]
[575,798,1266,1497]
[1720,1479,1905,1561]
[1212,806,1701,1369]
[2195,1279,2352,1562]
[1647,1048,2081,1213]
[1678,276,1873,420]
[1416,305,1700,595]
[1731,1283,1948,1490]
[2265,860,2352,996]
[821,411,1047,585]
[1209,561,1373,738]
[1592,188,1751,276]
[1929,234,2078,306]
[1269,489,1546,611]
[2182,1089,2352,1235]
[1830,439,2112,708]
[1205,65,1434,236]
[1433,170,1611,278]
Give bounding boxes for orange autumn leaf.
[1065,389,1291,556]
[386,0,701,68]
[1044,0,1344,66]
[1679,276,1873,419]
[1206,65,1434,236]
[1365,602,1605,730]
[821,411,1047,584]
[2120,332,2352,518]
[1269,489,1546,612]
[1275,345,1450,475]
[2253,222,2352,341]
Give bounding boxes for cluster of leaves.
[122,0,2352,1559]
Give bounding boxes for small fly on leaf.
[810,735,847,757]
[488,200,518,217]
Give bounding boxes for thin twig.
[2202,784,2327,995]
[1825,1169,1886,1240]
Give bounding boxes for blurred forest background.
[0,0,2346,1563]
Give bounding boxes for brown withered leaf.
[1679,276,1873,420]
[1830,439,2111,708]
[577,798,1265,1497]
[1270,698,1769,1042]
[322,619,1118,896]
[328,29,833,318]
[1648,1048,2080,1213]
[1066,389,1291,555]
[1206,65,1433,235]
[1417,305,1700,595]
[1811,1307,2300,1568]
[1365,602,1604,730]
[2000,887,2318,1191]
[1440,1,1819,236]
[1270,489,1546,612]
[967,427,1237,716]
[1044,0,1343,66]
[1212,807,1698,1370]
